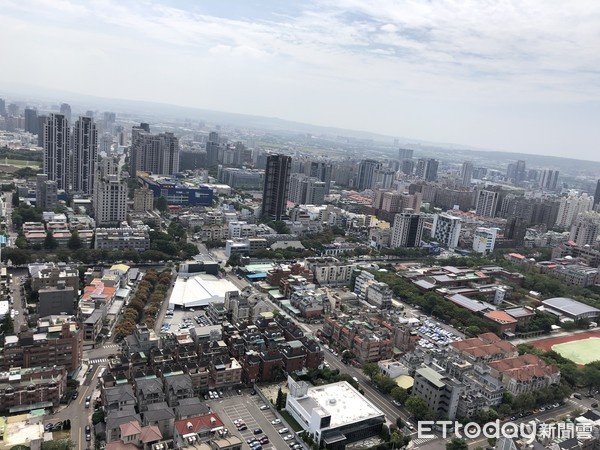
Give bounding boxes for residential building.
[305,257,355,286]
[94,159,128,225]
[0,320,83,372]
[35,174,58,211]
[262,154,292,220]
[38,283,76,317]
[539,169,560,190]
[569,211,600,246]
[398,148,413,160]
[135,377,165,412]
[95,227,150,252]
[412,366,464,420]
[390,211,424,247]
[72,116,98,195]
[488,354,560,395]
[30,262,79,295]
[357,159,378,190]
[24,107,38,134]
[556,192,594,229]
[475,189,499,217]
[130,124,180,176]
[594,179,600,210]
[133,188,155,212]
[460,161,473,187]
[42,113,70,190]
[164,373,194,407]
[552,265,600,287]
[0,366,67,414]
[308,161,332,195]
[472,227,499,255]
[431,213,462,249]
[415,158,439,181]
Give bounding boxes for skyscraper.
[206,132,220,168]
[415,159,439,181]
[431,213,462,249]
[398,148,414,160]
[539,169,560,191]
[475,189,500,217]
[507,160,526,183]
[24,108,38,135]
[72,116,98,195]
[59,103,72,122]
[390,211,424,248]
[0,98,6,117]
[288,174,326,205]
[42,113,70,191]
[130,124,180,176]
[308,161,332,194]
[262,154,291,220]
[594,180,600,210]
[569,212,600,246]
[460,161,473,187]
[94,158,128,225]
[357,159,378,190]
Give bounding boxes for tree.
[395,417,405,429]
[154,196,168,212]
[380,424,390,441]
[362,362,379,379]
[227,253,242,267]
[11,192,19,207]
[15,232,28,249]
[67,230,82,250]
[275,388,284,410]
[405,395,433,421]
[92,410,105,425]
[446,438,468,450]
[44,230,58,250]
[391,386,409,404]
[1,314,14,334]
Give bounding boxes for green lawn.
[552,338,600,365]
[0,158,42,167]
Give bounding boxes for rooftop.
[295,381,383,428]
[169,273,239,308]
[542,297,600,316]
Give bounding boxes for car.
[72,391,79,400]
[247,438,258,445]
[592,402,599,408]
[279,427,289,434]
[293,444,302,450]
[45,423,53,432]
[283,435,293,441]
[204,394,209,400]
[237,389,242,395]
[406,423,415,431]
[238,425,247,431]
[260,404,269,410]
[260,437,270,445]
[54,421,63,429]
[251,445,263,450]
[85,396,91,408]
[254,428,263,435]
[250,390,256,395]
[392,400,401,407]
[271,419,281,425]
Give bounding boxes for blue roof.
[247,273,267,279]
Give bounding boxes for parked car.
[85,395,91,408]
[254,428,263,435]
[260,404,269,410]
[271,419,281,425]
[279,428,289,434]
[260,437,269,445]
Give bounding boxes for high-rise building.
[36,174,58,211]
[37,115,47,147]
[594,180,600,211]
[130,124,180,176]
[475,189,499,217]
[262,154,291,220]
[569,212,600,246]
[539,169,560,191]
[460,161,473,187]
[308,161,332,194]
[206,132,220,168]
[24,108,38,135]
[401,159,415,175]
[556,192,593,229]
[472,227,499,255]
[42,113,70,191]
[72,116,98,195]
[373,167,396,190]
[0,98,6,117]
[289,174,326,205]
[431,213,462,248]
[94,159,128,225]
[415,159,439,181]
[398,148,414,160]
[133,188,154,212]
[7,103,19,117]
[357,159,378,190]
[59,103,71,122]
[507,160,526,183]
[390,211,424,248]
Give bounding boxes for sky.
[1,0,600,160]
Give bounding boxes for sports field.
[551,338,600,365]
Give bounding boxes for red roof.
[175,413,224,435]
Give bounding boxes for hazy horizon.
[1,1,599,160]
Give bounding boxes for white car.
[260,405,269,410]
[271,419,281,425]
[283,436,292,441]
[279,428,289,434]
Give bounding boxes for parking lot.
[160,307,212,335]
[210,394,300,450]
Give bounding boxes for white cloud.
[0,0,599,158]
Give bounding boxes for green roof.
[416,367,446,389]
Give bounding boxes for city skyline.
[1,1,599,161]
